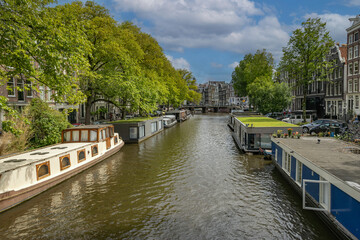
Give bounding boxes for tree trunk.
[85,95,93,125]
[302,85,307,122]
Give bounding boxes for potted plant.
[277,130,283,138]
[288,128,293,136]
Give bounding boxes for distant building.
[197,81,240,106]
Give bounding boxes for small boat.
[0,124,124,213]
[163,115,177,128]
[259,147,272,160]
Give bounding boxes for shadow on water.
[0,113,337,239]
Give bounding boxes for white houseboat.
[163,115,177,128]
[0,124,124,213]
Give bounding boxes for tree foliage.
[231,49,274,96]
[247,76,292,114]
[279,18,334,120]
[0,0,89,104]
[25,98,71,147]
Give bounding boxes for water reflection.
[0,114,336,239]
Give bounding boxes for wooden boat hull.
[0,141,124,213]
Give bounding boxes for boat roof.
[163,115,176,119]
[237,116,297,128]
[65,124,112,130]
[0,142,91,174]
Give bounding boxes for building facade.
[324,44,347,119]
[198,81,240,106]
[346,15,360,117]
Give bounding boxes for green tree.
[231,49,274,96]
[177,69,202,104]
[247,76,292,114]
[26,98,71,147]
[0,0,89,104]
[279,17,334,121]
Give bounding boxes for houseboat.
[229,113,301,153]
[163,115,177,128]
[166,110,187,122]
[112,116,164,143]
[272,137,360,240]
[0,124,124,213]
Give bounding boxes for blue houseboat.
[272,137,360,239]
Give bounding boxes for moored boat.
[0,124,124,213]
[163,115,177,128]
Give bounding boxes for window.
[59,154,71,170]
[355,32,359,42]
[139,125,145,138]
[349,80,353,92]
[296,160,302,186]
[275,149,278,162]
[110,127,114,137]
[81,104,85,118]
[356,96,359,109]
[26,81,33,97]
[90,130,97,141]
[91,144,98,157]
[114,135,118,145]
[319,177,330,210]
[349,47,353,60]
[39,86,45,100]
[349,63,353,75]
[7,78,15,97]
[129,127,138,139]
[355,46,359,58]
[158,120,162,130]
[355,62,359,74]
[17,80,24,101]
[63,131,71,142]
[81,130,88,142]
[355,79,359,92]
[46,87,52,102]
[36,161,50,180]
[349,34,354,44]
[283,151,291,174]
[72,130,80,142]
[77,149,86,163]
[151,122,157,133]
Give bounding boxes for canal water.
[0,114,336,239]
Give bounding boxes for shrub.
[26,99,71,148]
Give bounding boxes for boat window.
[81,130,89,142]
[72,130,80,142]
[90,130,97,141]
[36,162,50,180]
[78,149,86,162]
[60,155,71,170]
[92,145,98,157]
[63,131,70,142]
[106,128,110,138]
[151,122,157,133]
[139,126,145,138]
[110,127,114,137]
[114,136,118,145]
[129,127,138,139]
[158,120,162,130]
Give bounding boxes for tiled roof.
[339,45,347,63]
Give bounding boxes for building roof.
[339,44,347,64]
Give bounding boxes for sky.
[60,0,360,83]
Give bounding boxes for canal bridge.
[182,105,241,113]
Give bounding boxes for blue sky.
[60,0,360,83]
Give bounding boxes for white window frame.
[296,160,303,186]
[349,80,353,93]
[355,45,359,58]
[349,34,354,44]
[349,47,353,60]
[7,78,15,97]
[303,179,330,211]
[349,63,353,76]
[26,81,33,97]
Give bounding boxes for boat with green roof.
[228,113,301,153]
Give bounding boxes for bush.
[0,116,31,156]
[26,99,71,148]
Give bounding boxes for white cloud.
[166,55,190,70]
[305,13,352,44]
[344,0,360,6]
[211,62,223,68]
[113,0,290,60]
[228,61,238,69]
